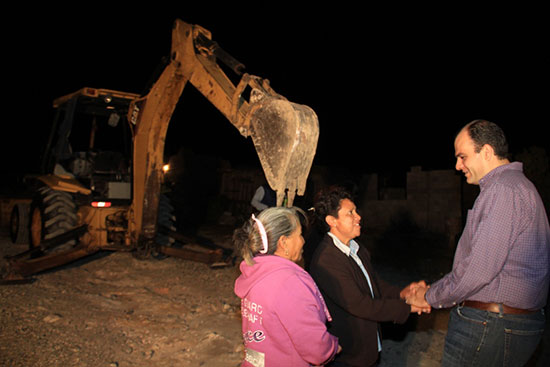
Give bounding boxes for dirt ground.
[1,226,549,367]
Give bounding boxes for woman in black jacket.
[308,186,429,367]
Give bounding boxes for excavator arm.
[0,19,319,279]
[128,19,319,248]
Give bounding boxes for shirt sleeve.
[274,274,338,365]
[250,186,268,211]
[426,183,527,308]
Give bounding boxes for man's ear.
[481,144,495,160]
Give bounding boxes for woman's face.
[327,198,361,245]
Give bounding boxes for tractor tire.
[10,202,30,244]
[151,194,178,259]
[156,194,177,247]
[29,186,78,255]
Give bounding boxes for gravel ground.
[1,227,548,366]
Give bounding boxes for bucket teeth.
[249,97,319,206]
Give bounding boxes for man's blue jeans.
[441,304,545,366]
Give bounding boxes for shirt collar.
[479,161,522,189]
[327,232,360,257]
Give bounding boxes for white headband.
[251,214,268,254]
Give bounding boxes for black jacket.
[309,234,410,367]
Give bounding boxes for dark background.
[3,7,548,179]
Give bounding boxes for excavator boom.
[128,19,319,247]
[2,18,320,279]
[179,20,319,205]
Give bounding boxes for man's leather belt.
[461,300,538,315]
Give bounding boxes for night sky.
[3,8,548,179]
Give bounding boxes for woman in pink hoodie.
[234,206,340,366]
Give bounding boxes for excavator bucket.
[248,91,319,206]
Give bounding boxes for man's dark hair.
[465,119,509,159]
[313,185,353,231]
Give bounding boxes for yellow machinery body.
[4,19,319,278]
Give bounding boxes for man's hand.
[405,283,431,314]
[400,280,427,300]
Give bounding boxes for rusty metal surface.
[248,94,319,206]
[3,225,91,278]
[5,245,96,279]
[37,174,92,195]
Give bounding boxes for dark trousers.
[326,356,379,367]
[327,362,352,367]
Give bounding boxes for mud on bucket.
[248,94,319,207]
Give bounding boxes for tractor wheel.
[151,194,178,259]
[156,194,177,247]
[10,202,30,244]
[29,187,78,255]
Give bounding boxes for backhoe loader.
[3,19,318,279]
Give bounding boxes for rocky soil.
[1,226,549,366]
[0,227,243,367]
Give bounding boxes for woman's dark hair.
[465,119,509,159]
[313,185,353,231]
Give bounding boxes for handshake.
[400,281,431,315]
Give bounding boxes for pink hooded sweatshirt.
[234,255,338,366]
